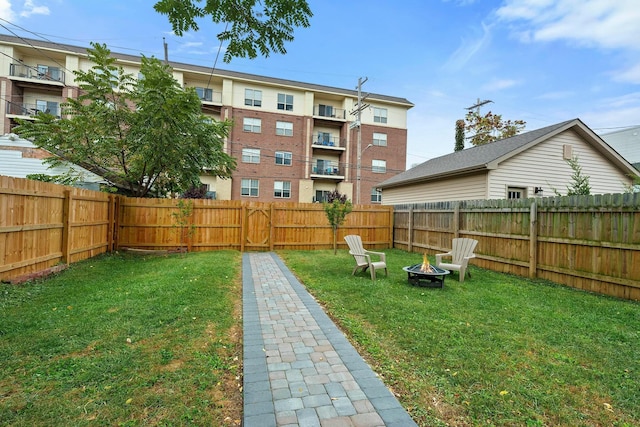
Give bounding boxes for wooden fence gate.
[241,204,271,252]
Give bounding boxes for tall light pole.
[352,77,368,204]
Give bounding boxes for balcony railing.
[312,134,342,148]
[9,63,65,84]
[313,105,346,119]
[312,161,342,176]
[6,101,61,117]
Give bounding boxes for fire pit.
[403,254,450,288]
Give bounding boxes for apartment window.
[36,100,59,116]
[244,89,262,107]
[195,87,213,102]
[318,104,334,117]
[372,159,386,173]
[242,148,260,163]
[243,117,261,133]
[316,132,332,145]
[277,93,293,111]
[371,188,382,203]
[275,151,292,165]
[274,181,291,198]
[373,132,387,146]
[315,190,331,203]
[507,187,525,199]
[373,107,388,124]
[37,64,62,81]
[276,121,293,136]
[241,179,259,197]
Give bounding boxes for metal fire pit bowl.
[402,264,450,288]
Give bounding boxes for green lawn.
[2,249,638,426]
[0,251,243,427]
[280,249,640,427]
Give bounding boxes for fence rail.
[0,176,113,281]
[2,175,639,300]
[393,193,640,300]
[1,176,392,282]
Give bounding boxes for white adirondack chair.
[344,235,388,280]
[435,238,478,282]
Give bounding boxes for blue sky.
[1,0,639,168]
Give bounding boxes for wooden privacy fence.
[117,198,392,252]
[1,175,393,282]
[393,193,640,300]
[0,175,115,282]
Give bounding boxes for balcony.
[311,160,344,180]
[313,104,346,121]
[194,87,222,104]
[9,63,65,85]
[312,133,345,152]
[6,101,61,118]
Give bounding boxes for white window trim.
[243,117,261,133]
[274,181,291,198]
[242,148,260,163]
[241,178,259,197]
[275,151,292,165]
[276,121,293,136]
[372,159,386,173]
[373,132,387,146]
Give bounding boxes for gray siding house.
[378,119,638,205]
[0,133,105,189]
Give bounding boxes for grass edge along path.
[0,251,243,427]
[279,249,640,427]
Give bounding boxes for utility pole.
[351,77,369,204]
[465,98,493,114]
[163,37,169,64]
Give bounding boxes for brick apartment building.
[0,34,413,203]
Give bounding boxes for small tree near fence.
[172,199,196,254]
[323,190,353,255]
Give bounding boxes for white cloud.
[20,0,49,18]
[481,78,520,91]
[611,63,640,84]
[496,0,640,50]
[580,92,640,130]
[443,22,492,71]
[0,0,15,21]
[535,90,574,100]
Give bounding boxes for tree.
[154,0,313,63]
[13,43,236,197]
[454,119,465,151]
[565,156,591,196]
[323,190,353,255]
[623,173,640,193]
[465,110,526,146]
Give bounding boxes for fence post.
[107,195,115,252]
[453,202,460,238]
[61,190,72,264]
[187,203,195,253]
[388,206,394,249]
[408,206,414,253]
[240,205,246,252]
[269,203,275,251]
[113,195,121,251]
[529,200,538,278]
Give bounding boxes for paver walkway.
[242,252,417,427]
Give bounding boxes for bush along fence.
[393,193,640,300]
[0,175,392,282]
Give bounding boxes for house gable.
[379,118,639,204]
[489,128,633,198]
